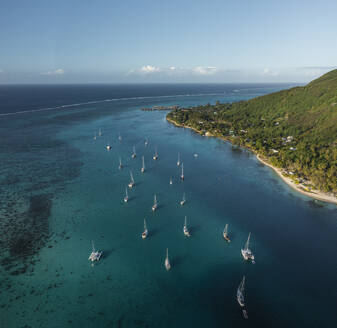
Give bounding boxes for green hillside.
[167,70,337,193]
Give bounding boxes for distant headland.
[167,70,337,204]
[141,105,180,111]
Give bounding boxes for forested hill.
[167,70,337,193]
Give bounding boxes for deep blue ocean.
[0,84,336,328]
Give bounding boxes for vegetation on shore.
[167,70,337,194]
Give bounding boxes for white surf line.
[0,93,226,118]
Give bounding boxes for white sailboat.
[237,276,245,307]
[223,224,230,242]
[177,152,181,166]
[142,219,148,239]
[180,163,184,180]
[241,233,255,263]
[165,248,171,271]
[118,133,122,142]
[169,177,173,185]
[152,194,158,211]
[128,171,135,188]
[124,187,129,202]
[98,129,102,137]
[145,138,148,147]
[88,240,102,262]
[180,192,186,206]
[141,156,145,173]
[93,132,97,140]
[106,143,111,150]
[119,157,123,170]
[153,147,158,160]
[132,146,136,159]
[183,216,191,237]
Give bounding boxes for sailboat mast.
[142,156,145,168]
[245,233,251,250]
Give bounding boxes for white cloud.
[262,68,279,76]
[140,65,160,74]
[41,68,65,76]
[192,66,218,75]
[128,65,219,76]
[302,67,331,77]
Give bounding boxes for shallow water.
[0,84,336,328]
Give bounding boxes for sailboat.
[141,156,145,173]
[223,224,230,242]
[180,192,186,206]
[142,219,148,239]
[169,177,173,185]
[237,276,245,307]
[165,248,171,271]
[132,146,136,159]
[241,233,255,263]
[93,132,97,140]
[124,187,129,202]
[128,171,135,188]
[106,143,111,150]
[183,216,191,237]
[177,152,181,166]
[152,194,158,211]
[153,147,158,160]
[145,138,148,147]
[180,163,184,180]
[98,129,102,137]
[118,133,122,142]
[88,240,102,262]
[118,157,123,170]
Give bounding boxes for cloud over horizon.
[41,68,65,76]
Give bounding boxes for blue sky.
[0,0,336,83]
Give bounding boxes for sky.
[0,0,336,84]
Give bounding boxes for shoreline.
[166,117,337,205]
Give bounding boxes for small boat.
[98,129,102,137]
[132,146,136,159]
[165,248,171,271]
[180,163,184,180]
[180,192,186,206]
[118,133,122,142]
[177,152,181,166]
[241,233,255,263]
[88,240,102,262]
[141,156,145,173]
[145,138,148,147]
[183,216,191,237]
[118,157,123,170]
[106,144,111,150]
[93,132,97,140]
[128,171,135,188]
[152,194,158,211]
[153,147,158,160]
[124,187,129,202]
[223,224,230,242]
[237,276,245,307]
[142,219,148,239]
[242,309,248,319]
[169,177,173,185]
